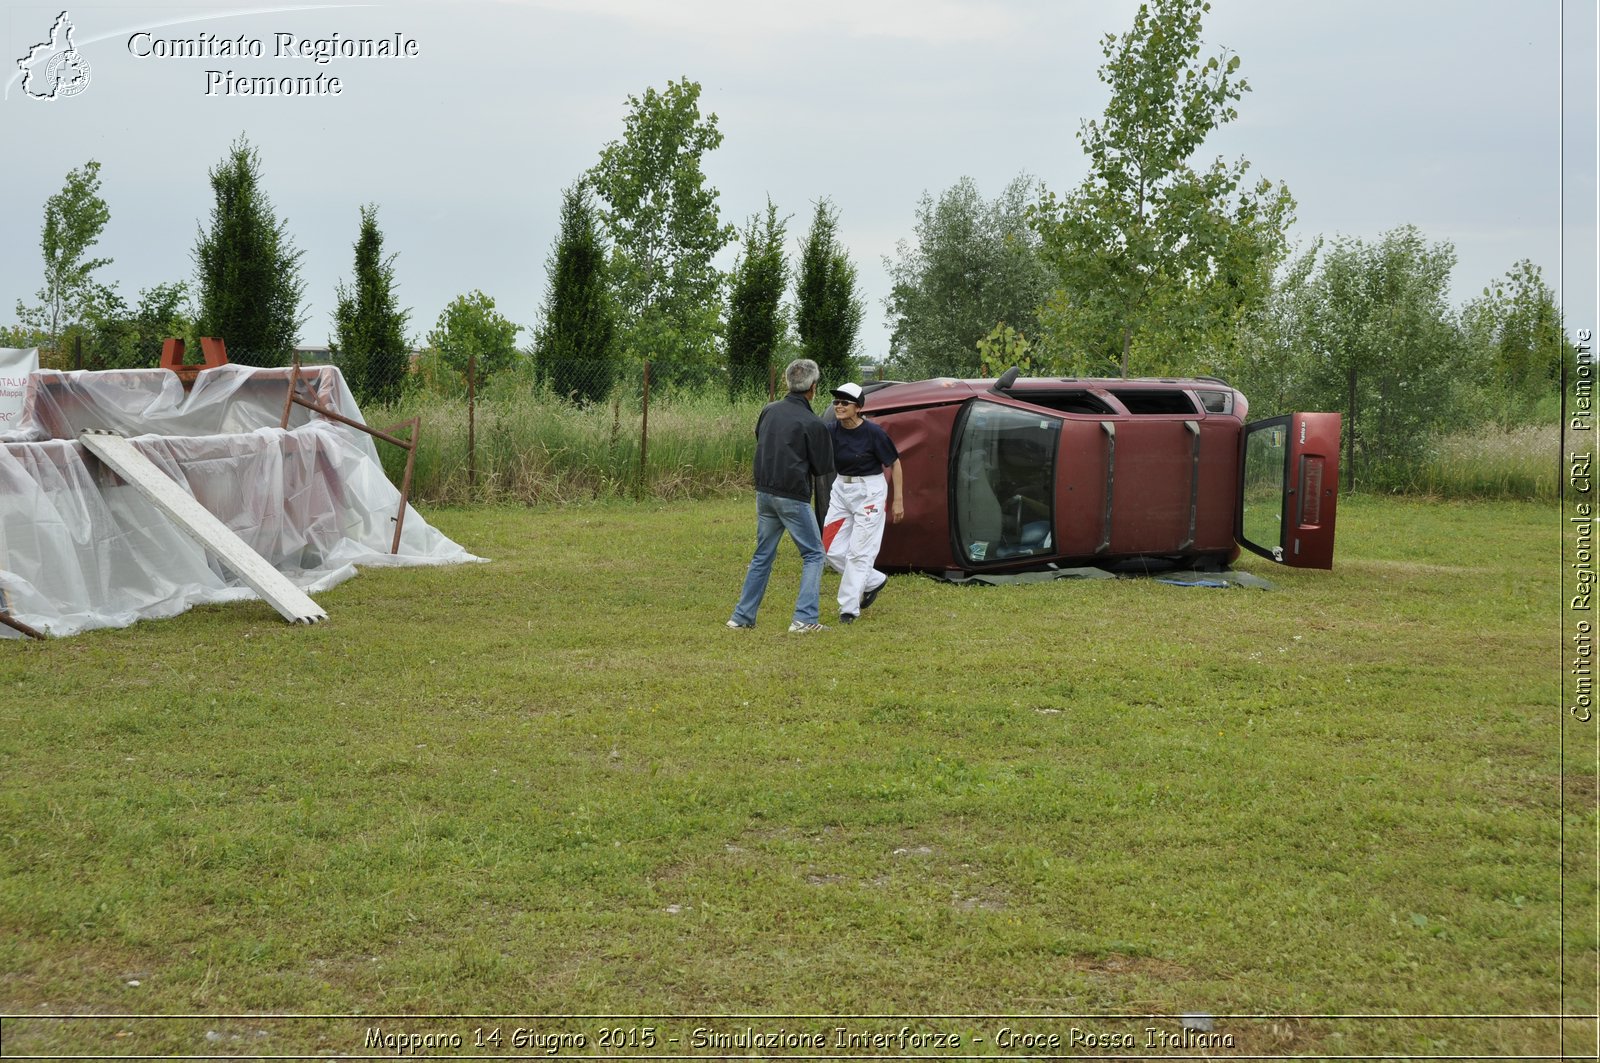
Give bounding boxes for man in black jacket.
[727,359,835,633]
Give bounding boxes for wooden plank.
[77,430,328,625]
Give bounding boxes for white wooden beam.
[78,430,328,625]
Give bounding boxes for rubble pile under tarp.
[1,359,481,638]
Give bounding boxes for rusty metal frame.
[0,610,46,640]
[279,355,421,555]
[159,336,230,389]
[0,563,44,640]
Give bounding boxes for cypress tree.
[192,136,306,366]
[534,183,615,404]
[724,200,789,398]
[796,199,863,383]
[333,204,411,407]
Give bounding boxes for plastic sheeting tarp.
[0,348,39,427]
[931,566,1274,589]
[1,364,482,638]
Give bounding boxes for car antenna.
[992,366,1020,392]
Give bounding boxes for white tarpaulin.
[1,363,482,638]
[0,348,39,428]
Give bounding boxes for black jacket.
[752,393,833,503]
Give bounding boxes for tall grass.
[1378,423,1559,501]
[374,383,768,503]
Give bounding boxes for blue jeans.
[730,492,824,626]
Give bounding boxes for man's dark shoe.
[839,613,857,625]
[860,580,885,611]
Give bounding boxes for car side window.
[952,400,1061,564]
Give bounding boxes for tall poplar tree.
[1030,0,1293,377]
[588,78,734,372]
[192,136,306,366]
[18,159,112,355]
[333,204,411,407]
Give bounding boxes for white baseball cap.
[830,382,865,407]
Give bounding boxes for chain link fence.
[367,354,838,505]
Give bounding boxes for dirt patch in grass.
[0,938,163,1013]
[1069,952,1197,980]
[950,891,1007,912]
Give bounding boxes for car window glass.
[1013,391,1115,416]
[953,401,1060,564]
[1108,390,1198,414]
[1240,418,1289,560]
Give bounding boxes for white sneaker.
[726,619,753,629]
[787,621,827,633]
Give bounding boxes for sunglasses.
[831,399,857,406]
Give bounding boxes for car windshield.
[952,400,1060,564]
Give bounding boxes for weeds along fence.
[371,358,783,504]
[1362,422,1560,501]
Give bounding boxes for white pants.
[822,474,888,616]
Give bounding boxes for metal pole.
[0,610,46,640]
[279,352,301,429]
[288,389,415,449]
[468,352,477,490]
[1345,367,1357,493]
[639,360,651,497]
[390,417,421,555]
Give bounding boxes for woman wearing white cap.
[822,382,905,623]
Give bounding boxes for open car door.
[1237,413,1341,569]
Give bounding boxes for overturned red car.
[848,371,1340,576]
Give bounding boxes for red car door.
[1237,412,1342,569]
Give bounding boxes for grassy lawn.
[0,494,1589,1058]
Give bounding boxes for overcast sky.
[4,0,1595,365]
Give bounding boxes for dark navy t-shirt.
[827,418,899,476]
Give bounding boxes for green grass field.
[0,494,1591,1058]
